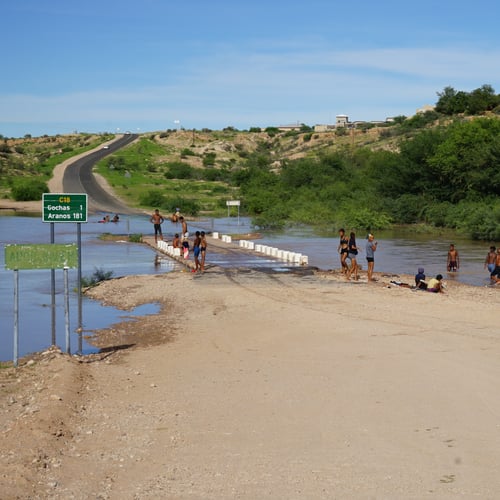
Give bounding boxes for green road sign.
[42,193,88,223]
[5,244,78,270]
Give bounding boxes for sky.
[2,0,500,137]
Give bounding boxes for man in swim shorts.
[447,244,459,272]
[150,209,164,243]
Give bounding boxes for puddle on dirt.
[80,302,161,355]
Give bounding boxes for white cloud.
[1,44,499,134]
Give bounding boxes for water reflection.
[1,213,496,361]
[0,213,178,361]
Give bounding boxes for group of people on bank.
[150,208,207,273]
[338,229,378,282]
[338,231,500,292]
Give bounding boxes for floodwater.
[0,213,495,362]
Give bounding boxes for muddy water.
[1,214,495,361]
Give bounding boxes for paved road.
[62,134,142,215]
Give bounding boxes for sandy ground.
[3,146,500,498]
[1,265,500,499]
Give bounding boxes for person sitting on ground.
[172,233,180,248]
[415,267,427,289]
[112,214,119,223]
[427,274,444,293]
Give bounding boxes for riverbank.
[1,267,500,498]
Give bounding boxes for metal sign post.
[42,193,87,354]
[226,200,241,226]
[5,244,78,365]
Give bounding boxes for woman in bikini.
[338,228,349,274]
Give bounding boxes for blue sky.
[2,0,500,137]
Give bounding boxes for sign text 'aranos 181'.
[42,193,88,223]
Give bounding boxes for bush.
[80,268,114,288]
[202,152,217,167]
[139,189,166,208]
[129,233,143,243]
[164,161,196,179]
[180,148,196,157]
[161,197,200,216]
[11,179,48,201]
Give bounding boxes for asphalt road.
[62,134,142,215]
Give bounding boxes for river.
[0,213,494,362]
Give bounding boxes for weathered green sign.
[42,193,88,223]
[5,244,78,270]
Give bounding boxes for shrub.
[80,268,114,289]
[164,197,200,216]
[128,233,143,243]
[139,189,166,208]
[11,179,48,201]
[164,161,196,179]
[202,152,217,167]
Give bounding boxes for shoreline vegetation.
[2,85,500,239]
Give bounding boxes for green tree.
[428,118,500,201]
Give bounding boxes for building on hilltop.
[277,123,303,132]
[335,114,350,128]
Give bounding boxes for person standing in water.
[447,243,460,272]
[150,209,164,243]
[485,246,496,275]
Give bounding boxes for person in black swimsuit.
[338,228,349,274]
